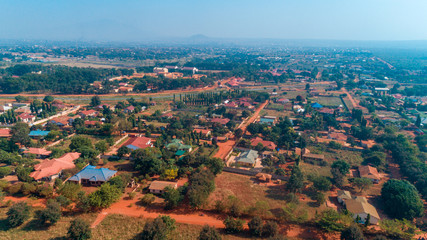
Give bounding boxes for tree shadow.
[49,237,67,240]
[0,218,12,231]
[22,219,49,232]
[265,185,288,200]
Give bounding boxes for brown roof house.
[23,148,52,159]
[149,181,178,194]
[359,165,381,184]
[30,152,80,181]
[343,196,381,225]
[337,190,352,204]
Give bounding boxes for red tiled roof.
[30,152,80,180]
[24,148,52,156]
[18,113,35,119]
[0,128,11,137]
[80,110,97,116]
[124,136,152,149]
[84,120,102,126]
[210,118,230,125]
[359,165,380,180]
[250,137,277,150]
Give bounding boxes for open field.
[312,96,342,107]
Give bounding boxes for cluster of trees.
[6,201,92,240]
[133,75,215,92]
[0,110,18,124]
[378,133,427,198]
[0,65,122,94]
[246,117,299,149]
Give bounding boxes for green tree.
[140,193,155,206]
[58,182,82,201]
[43,95,54,103]
[223,217,244,233]
[248,216,263,237]
[117,145,131,157]
[287,164,304,193]
[187,169,215,208]
[11,122,30,146]
[198,225,222,240]
[340,224,365,240]
[38,201,61,225]
[7,202,31,227]
[0,166,12,178]
[316,209,349,232]
[95,140,109,155]
[163,186,183,210]
[351,178,372,192]
[262,221,278,237]
[331,160,350,175]
[380,219,416,240]
[138,215,176,240]
[90,96,101,107]
[68,218,92,240]
[311,176,332,191]
[70,136,93,151]
[88,183,122,209]
[415,115,421,127]
[381,179,424,220]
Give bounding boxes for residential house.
[276,98,290,104]
[23,148,52,159]
[29,130,50,138]
[250,137,277,150]
[166,139,192,153]
[344,196,381,225]
[337,190,352,204]
[259,116,277,125]
[359,165,380,184]
[236,149,259,167]
[193,129,212,138]
[311,102,323,109]
[18,113,36,123]
[29,152,80,181]
[149,181,178,194]
[124,136,153,150]
[302,152,325,163]
[124,106,135,114]
[68,165,117,186]
[328,132,348,142]
[0,128,11,138]
[84,120,103,127]
[79,110,98,118]
[317,108,335,115]
[210,117,230,125]
[49,116,79,127]
[119,86,134,92]
[154,67,168,74]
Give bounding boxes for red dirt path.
[90,196,225,229]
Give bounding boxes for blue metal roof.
[311,103,323,109]
[29,130,50,137]
[69,165,117,182]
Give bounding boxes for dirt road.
[91,196,225,229]
[239,100,269,132]
[213,100,268,160]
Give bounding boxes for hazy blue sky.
[1,0,426,41]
